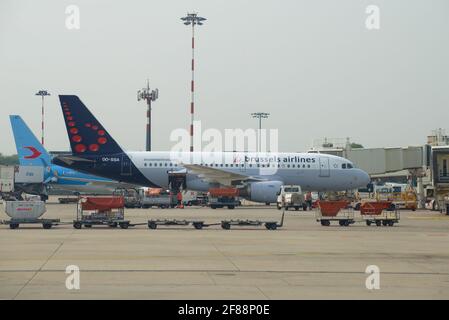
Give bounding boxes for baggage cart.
[220,210,285,230]
[360,201,400,226]
[1,200,59,229]
[147,219,211,230]
[315,200,354,226]
[74,196,131,229]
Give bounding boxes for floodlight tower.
[251,112,270,152]
[35,90,51,146]
[180,12,206,152]
[137,80,159,151]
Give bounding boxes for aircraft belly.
[53,183,114,194]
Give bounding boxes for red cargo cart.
[360,201,400,226]
[74,196,131,229]
[315,200,354,226]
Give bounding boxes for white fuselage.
[124,151,370,192]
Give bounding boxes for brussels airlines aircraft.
[53,95,370,204]
[10,115,125,198]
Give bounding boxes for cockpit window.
[342,163,346,169]
[347,163,353,169]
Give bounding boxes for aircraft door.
[319,157,330,177]
[121,155,132,176]
[239,160,246,172]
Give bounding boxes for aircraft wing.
[54,155,95,165]
[182,164,264,186]
[54,174,135,189]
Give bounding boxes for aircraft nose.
[359,169,370,187]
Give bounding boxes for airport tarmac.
[1,199,449,299]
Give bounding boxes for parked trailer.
[316,200,354,226]
[221,210,285,230]
[74,196,131,229]
[2,218,60,229]
[58,197,79,204]
[360,201,400,226]
[1,200,60,229]
[147,219,212,230]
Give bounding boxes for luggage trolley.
[316,200,354,226]
[220,210,286,230]
[147,219,213,230]
[360,201,400,227]
[74,196,131,229]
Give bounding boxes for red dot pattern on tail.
[63,103,108,153]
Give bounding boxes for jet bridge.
[309,146,427,208]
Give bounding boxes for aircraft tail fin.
[58,95,124,156]
[9,115,52,166]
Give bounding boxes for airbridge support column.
[417,176,425,209]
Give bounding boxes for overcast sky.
[0,0,448,155]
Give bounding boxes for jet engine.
[241,181,283,203]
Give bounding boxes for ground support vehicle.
[276,185,307,211]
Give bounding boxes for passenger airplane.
[10,115,127,199]
[53,95,370,204]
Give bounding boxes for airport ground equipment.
[73,196,131,229]
[1,200,59,229]
[0,166,15,193]
[140,188,176,209]
[443,197,449,215]
[220,209,285,230]
[374,186,417,211]
[1,165,46,201]
[315,200,354,226]
[113,188,142,208]
[354,185,417,211]
[276,185,307,211]
[147,219,213,230]
[183,190,208,206]
[0,165,27,200]
[360,201,400,226]
[58,197,79,204]
[207,188,241,209]
[425,185,449,213]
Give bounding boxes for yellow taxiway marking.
[407,216,449,220]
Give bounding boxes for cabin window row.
[143,162,311,169]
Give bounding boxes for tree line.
[0,153,19,165]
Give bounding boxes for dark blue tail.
[58,95,124,156]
